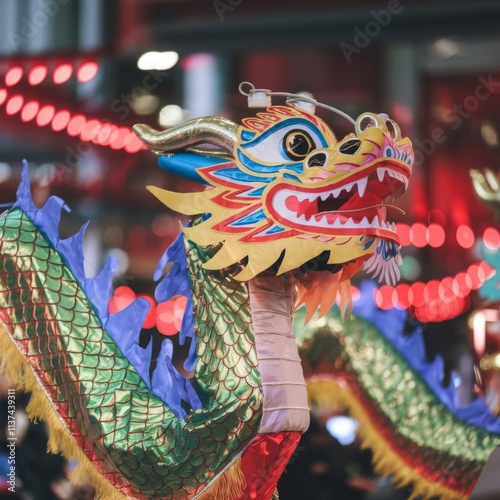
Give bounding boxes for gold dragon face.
[135,104,413,315]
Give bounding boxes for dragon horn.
[133,116,238,155]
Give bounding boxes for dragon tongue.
[285,195,317,218]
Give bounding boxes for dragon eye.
[282,130,315,161]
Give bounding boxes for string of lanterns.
[0,61,144,154]
[373,223,498,322]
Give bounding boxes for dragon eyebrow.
[239,81,356,127]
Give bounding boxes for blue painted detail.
[237,149,303,176]
[265,225,285,235]
[240,129,257,141]
[245,186,266,197]
[14,161,200,420]
[360,236,376,250]
[228,208,266,227]
[283,173,301,182]
[158,152,232,185]
[211,164,272,185]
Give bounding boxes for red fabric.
[239,431,302,499]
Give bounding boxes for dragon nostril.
[339,139,361,155]
[307,152,327,168]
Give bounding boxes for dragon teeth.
[357,177,368,197]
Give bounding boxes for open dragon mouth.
[267,160,410,238]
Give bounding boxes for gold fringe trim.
[197,456,246,500]
[0,324,126,500]
[307,379,468,500]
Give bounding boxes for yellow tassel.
[0,325,126,500]
[197,456,246,500]
[307,379,467,500]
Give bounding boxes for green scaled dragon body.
[0,180,261,499]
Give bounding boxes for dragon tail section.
[296,282,500,499]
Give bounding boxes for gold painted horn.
[133,116,238,156]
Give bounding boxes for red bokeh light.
[124,133,143,153]
[137,294,157,329]
[452,272,472,298]
[6,95,24,115]
[0,89,7,106]
[479,260,495,281]
[427,223,446,248]
[456,225,474,249]
[96,123,116,146]
[108,286,136,314]
[66,114,86,137]
[424,280,440,303]
[20,101,40,122]
[53,63,73,84]
[375,285,395,310]
[410,223,427,248]
[76,62,99,83]
[28,65,48,85]
[5,67,23,87]
[396,223,411,247]
[80,119,101,142]
[408,281,425,307]
[36,105,55,127]
[438,277,455,303]
[110,127,130,150]
[483,227,500,251]
[394,283,410,310]
[157,295,188,336]
[467,263,486,290]
[51,110,71,131]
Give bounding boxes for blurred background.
[0,0,500,498]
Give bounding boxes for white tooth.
[320,193,329,201]
[297,214,307,222]
[380,220,387,229]
[371,216,380,227]
[391,222,396,231]
[332,187,342,198]
[332,219,342,228]
[357,177,368,197]
[344,182,355,193]
[377,168,385,182]
[346,217,354,226]
[361,216,369,226]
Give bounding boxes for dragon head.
[135,94,413,316]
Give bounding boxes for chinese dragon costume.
[0,83,497,499]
